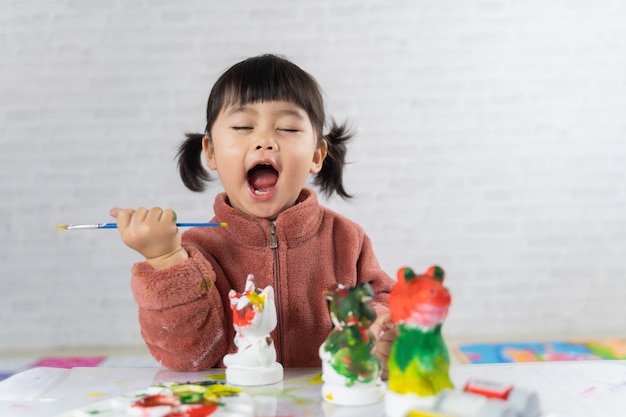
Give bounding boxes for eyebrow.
[225,105,306,120]
[276,108,306,119]
[225,105,250,117]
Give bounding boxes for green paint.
[323,325,379,385]
[85,409,114,415]
[322,283,380,386]
[388,324,453,396]
[392,324,449,372]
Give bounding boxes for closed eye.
[278,128,299,133]
[232,126,253,131]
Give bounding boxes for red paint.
[233,303,256,327]
[581,386,596,395]
[464,379,513,400]
[132,394,180,407]
[390,266,451,327]
[29,356,106,369]
[163,405,219,417]
[359,325,370,341]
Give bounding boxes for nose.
[253,128,278,151]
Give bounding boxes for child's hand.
[109,207,188,270]
[371,313,398,380]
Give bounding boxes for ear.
[262,286,274,303]
[309,138,328,174]
[425,265,445,283]
[359,282,375,297]
[202,135,218,170]
[396,266,417,283]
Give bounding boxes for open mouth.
[408,304,449,328]
[247,164,279,195]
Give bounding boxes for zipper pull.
[269,223,278,249]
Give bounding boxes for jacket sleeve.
[357,232,395,318]
[130,245,228,371]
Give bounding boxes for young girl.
[110,54,398,376]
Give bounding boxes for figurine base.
[322,400,385,417]
[384,390,437,417]
[243,381,283,416]
[321,379,385,406]
[225,363,284,386]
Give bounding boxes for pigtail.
[176,133,213,192]
[314,120,354,199]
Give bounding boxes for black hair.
[176,54,353,199]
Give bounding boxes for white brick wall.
[1,0,625,350]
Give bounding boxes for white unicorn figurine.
[223,274,283,386]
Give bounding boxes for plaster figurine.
[319,282,385,406]
[223,274,283,386]
[385,265,454,416]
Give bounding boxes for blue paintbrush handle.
[97,223,118,228]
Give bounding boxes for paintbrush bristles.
[57,224,101,230]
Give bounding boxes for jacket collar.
[213,188,323,248]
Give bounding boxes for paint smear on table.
[28,356,106,368]
[289,373,323,385]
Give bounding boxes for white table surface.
[0,361,625,417]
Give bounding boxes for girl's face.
[203,100,327,219]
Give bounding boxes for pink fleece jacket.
[130,188,395,371]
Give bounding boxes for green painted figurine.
[319,282,385,406]
[387,266,454,397]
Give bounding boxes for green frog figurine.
[386,265,454,415]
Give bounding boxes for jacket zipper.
[269,222,284,363]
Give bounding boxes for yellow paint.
[246,291,266,311]
[389,359,453,396]
[324,393,334,401]
[207,385,242,395]
[289,372,323,385]
[406,410,456,417]
[206,373,226,381]
[169,381,242,400]
[308,372,323,384]
[56,224,69,230]
[204,392,220,404]
[171,384,206,394]
[85,392,106,397]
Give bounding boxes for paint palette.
[455,339,626,364]
[55,380,255,417]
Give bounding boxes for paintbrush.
[57,222,227,230]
